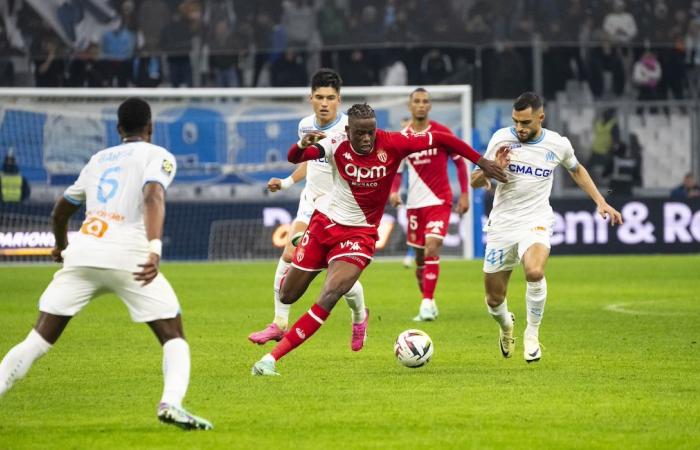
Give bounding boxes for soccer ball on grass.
[394,329,433,368]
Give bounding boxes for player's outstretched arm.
[452,157,470,214]
[50,197,81,263]
[471,146,510,190]
[568,164,623,226]
[288,132,327,163]
[429,132,508,182]
[389,172,403,207]
[268,162,307,192]
[134,182,166,286]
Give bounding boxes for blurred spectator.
[138,0,171,52]
[33,37,64,87]
[632,49,662,111]
[100,16,138,87]
[270,49,307,86]
[0,151,30,203]
[318,0,347,46]
[420,48,452,85]
[160,9,194,87]
[281,0,317,48]
[341,49,374,86]
[588,108,618,181]
[66,40,103,87]
[382,56,407,86]
[670,173,700,199]
[206,19,241,87]
[686,17,700,97]
[132,50,163,87]
[603,134,641,196]
[602,0,637,44]
[585,36,626,98]
[484,42,529,98]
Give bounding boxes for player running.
[248,69,368,351]
[389,88,470,321]
[0,98,212,430]
[252,103,508,376]
[471,92,623,363]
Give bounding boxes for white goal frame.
[0,85,475,259]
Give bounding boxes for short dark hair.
[409,87,429,99]
[347,103,375,120]
[311,68,342,93]
[513,92,543,111]
[118,97,151,134]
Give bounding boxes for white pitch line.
[604,302,682,316]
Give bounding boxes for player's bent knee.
[485,292,506,307]
[525,269,545,282]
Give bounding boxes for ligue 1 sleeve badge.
[377,149,387,163]
[161,159,174,175]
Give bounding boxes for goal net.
[0,85,474,263]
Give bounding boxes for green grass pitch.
[0,255,698,449]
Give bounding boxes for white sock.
[344,281,367,323]
[160,338,190,408]
[486,298,514,330]
[0,329,51,397]
[525,278,547,337]
[273,258,291,329]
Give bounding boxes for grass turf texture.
[0,255,698,449]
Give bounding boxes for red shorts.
[292,212,378,271]
[406,204,452,248]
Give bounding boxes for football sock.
[0,329,51,397]
[273,257,291,329]
[422,256,440,300]
[344,281,367,323]
[415,265,425,292]
[525,278,547,337]
[160,338,190,408]
[270,303,330,361]
[486,298,514,330]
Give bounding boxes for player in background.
[471,92,623,363]
[251,103,508,376]
[389,88,470,321]
[248,68,368,351]
[0,98,212,430]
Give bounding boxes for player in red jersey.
[389,88,470,321]
[251,103,507,376]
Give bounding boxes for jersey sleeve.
[143,149,177,190]
[297,119,304,140]
[559,137,579,170]
[63,163,89,205]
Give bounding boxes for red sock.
[270,303,330,361]
[415,265,424,292]
[422,256,440,299]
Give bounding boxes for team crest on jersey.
[377,149,387,163]
[546,151,557,161]
[296,248,305,262]
[162,159,174,175]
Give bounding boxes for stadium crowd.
[0,0,698,101]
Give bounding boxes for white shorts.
[295,188,329,224]
[483,226,551,273]
[39,266,181,322]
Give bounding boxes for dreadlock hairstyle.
[347,103,376,120]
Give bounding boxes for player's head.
[310,68,342,127]
[346,103,376,155]
[118,97,153,142]
[408,88,431,122]
[512,92,544,143]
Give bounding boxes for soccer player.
[251,103,508,376]
[471,92,623,362]
[248,68,368,351]
[389,88,470,321]
[0,98,212,430]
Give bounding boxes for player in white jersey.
[472,92,623,363]
[248,69,368,351]
[0,98,212,430]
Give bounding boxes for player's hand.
[389,192,402,208]
[476,157,508,183]
[455,193,470,215]
[51,246,64,263]
[300,131,326,148]
[598,203,623,226]
[495,145,511,168]
[267,177,283,192]
[133,253,160,286]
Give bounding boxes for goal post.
[0,85,475,261]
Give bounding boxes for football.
[394,329,433,368]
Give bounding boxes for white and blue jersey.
[297,112,348,200]
[483,126,579,240]
[62,141,177,271]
